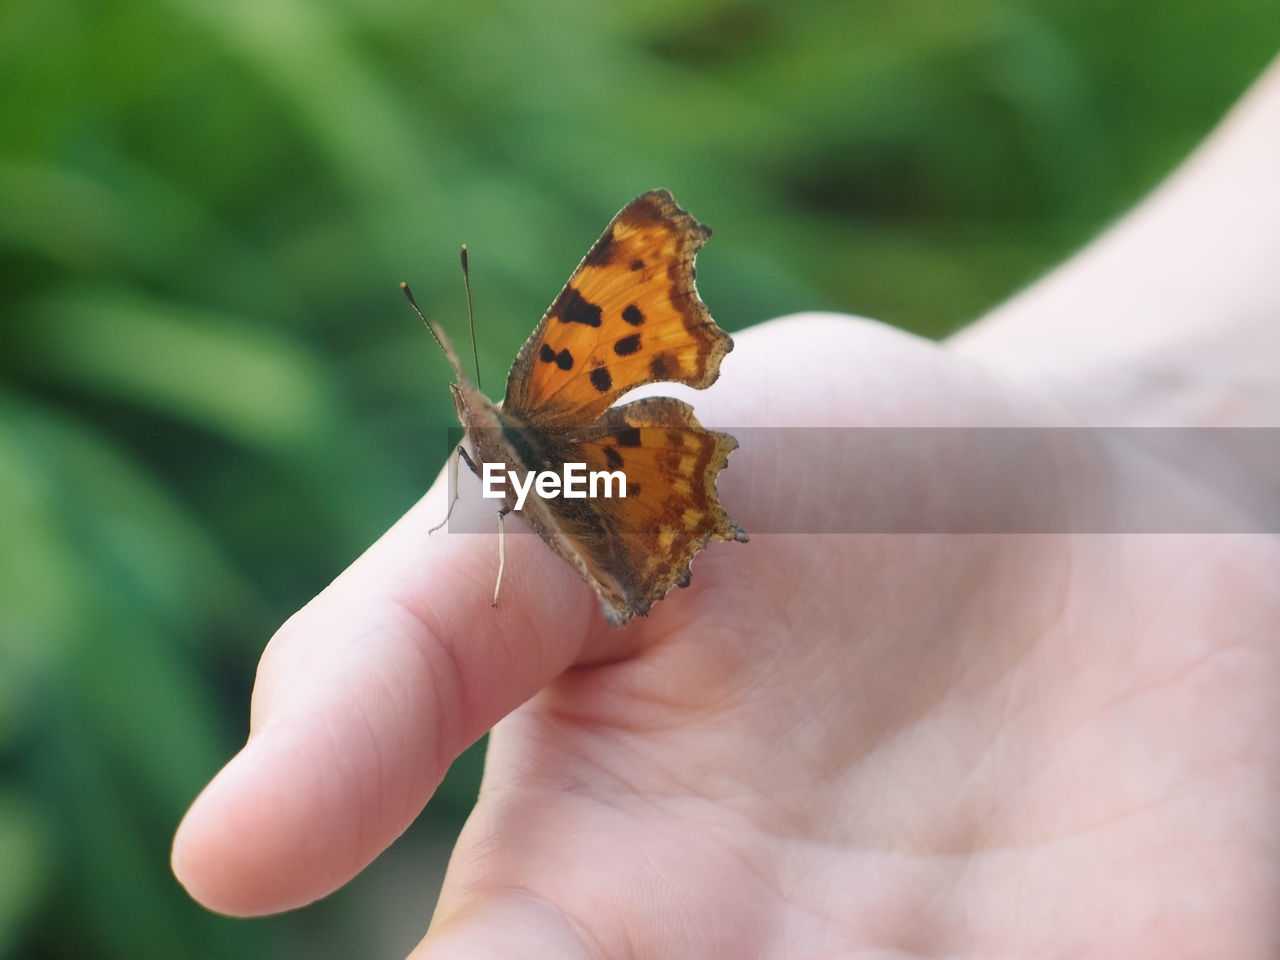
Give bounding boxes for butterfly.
[404,189,746,627]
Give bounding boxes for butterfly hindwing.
[502,190,733,428]
[530,396,747,624]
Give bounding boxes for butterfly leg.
[492,507,510,607]
[428,445,461,534]
[429,444,481,534]
[458,445,481,477]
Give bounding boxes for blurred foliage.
[0,0,1276,955]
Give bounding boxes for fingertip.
[170,721,371,915]
[171,736,282,916]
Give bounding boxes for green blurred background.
[0,0,1275,956]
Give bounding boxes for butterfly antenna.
[460,245,482,389]
[400,281,450,354]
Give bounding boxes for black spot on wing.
[630,259,645,271]
[539,343,575,369]
[649,353,670,379]
[589,367,612,393]
[622,304,644,326]
[615,426,641,447]
[604,447,623,470]
[613,334,641,356]
[556,287,602,327]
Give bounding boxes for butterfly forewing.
[502,189,733,428]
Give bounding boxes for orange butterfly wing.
[450,189,744,626]
[529,397,747,625]
[502,189,732,426]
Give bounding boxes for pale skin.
[173,57,1280,958]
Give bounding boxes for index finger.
[170,473,602,915]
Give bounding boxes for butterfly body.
[436,190,746,627]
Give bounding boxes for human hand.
[174,56,1280,959]
[171,307,1279,956]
